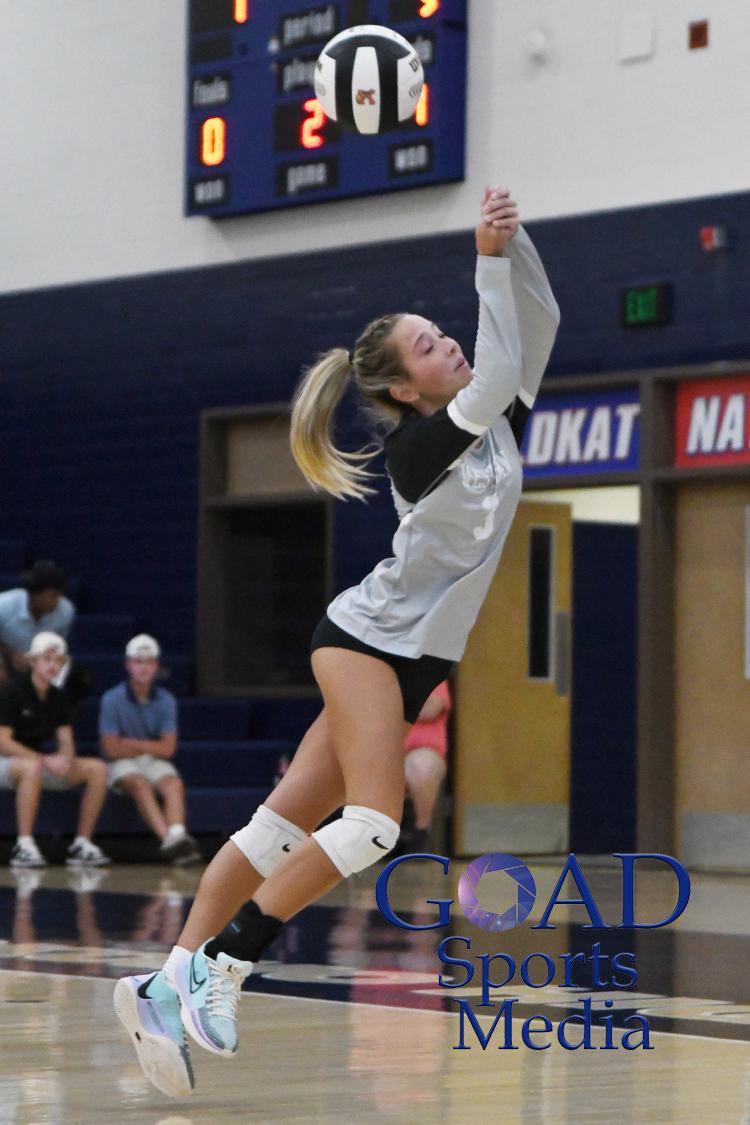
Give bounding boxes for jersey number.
[472,495,500,541]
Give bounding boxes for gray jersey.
[327,228,560,662]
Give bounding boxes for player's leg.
[112,761,199,1095]
[174,708,345,950]
[173,650,405,1057]
[252,649,405,918]
[115,707,346,1088]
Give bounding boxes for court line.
[2,966,750,1048]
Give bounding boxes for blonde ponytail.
[290,347,379,501]
[291,313,410,502]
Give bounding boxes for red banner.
[674,375,750,468]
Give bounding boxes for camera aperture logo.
[458,853,536,932]
[376,851,691,1053]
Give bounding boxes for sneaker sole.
[113,978,195,1098]
[172,852,202,868]
[169,976,237,1059]
[160,840,202,866]
[65,857,110,867]
[10,859,47,869]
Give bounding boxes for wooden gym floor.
[0,857,748,1123]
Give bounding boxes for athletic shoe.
[65,839,111,867]
[160,833,202,867]
[10,840,47,868]
[165,941,253,1057]
[113,971,195,1098]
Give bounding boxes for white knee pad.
[312,805,400,878]
[230,804,307,877]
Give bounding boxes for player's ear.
[389,380,419,405]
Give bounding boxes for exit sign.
[620,282,673,328]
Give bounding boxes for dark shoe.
[160,833,202,867]
[66,839,110,867]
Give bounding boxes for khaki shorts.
[0,757,20,788]
[0,757,81,790]
[108,754,179,792]
[42,767,82,791]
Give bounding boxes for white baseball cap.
[27,631,68,659]
[125,634,161,660]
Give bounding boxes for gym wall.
[0,192,748,651]
[1,0,748,293]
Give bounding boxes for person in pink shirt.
[398,679,452,853]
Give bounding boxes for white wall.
[528,486,640,524]
[2,0,749,293]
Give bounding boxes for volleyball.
[314,25,424,136]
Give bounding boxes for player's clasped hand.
[475,185,520,256]
[483,185,519,229]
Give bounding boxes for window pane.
[529,527,555,679]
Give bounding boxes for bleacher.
[0,543,322,848]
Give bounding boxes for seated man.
[0,735,44,869]
[0,561,75,681]
[99,635,200,866]
[0,632,110,868]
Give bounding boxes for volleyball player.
[114,185,560,1096]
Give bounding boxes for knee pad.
[230,804,307,877]
[312,805,400,878]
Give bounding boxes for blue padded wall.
[0,191,747,651]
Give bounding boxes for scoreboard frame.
[185,0,467,219]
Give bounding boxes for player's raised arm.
[446,188,524,435]
[504,224,561,405]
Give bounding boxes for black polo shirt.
[0,674,72,751]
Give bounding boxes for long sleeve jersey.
[327,227,560,662]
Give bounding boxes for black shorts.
[310,615,454,724]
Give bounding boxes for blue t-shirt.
[99,681,178,741]
[0,588,75,652]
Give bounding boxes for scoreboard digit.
[186,0,467,217]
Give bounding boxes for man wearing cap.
[0,561,75,682]
[0,632,110,868]
[99,635,200,866]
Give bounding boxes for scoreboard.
[186,0,467,218]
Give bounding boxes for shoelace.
[205,961,242,1022]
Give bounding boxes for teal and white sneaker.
[165,942,253,1058]
[113,971,195,1098]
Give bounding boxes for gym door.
[453,499,572,855]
